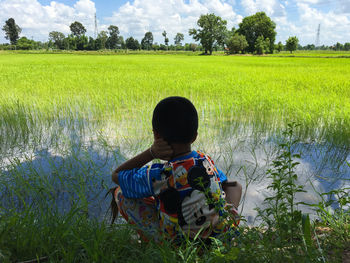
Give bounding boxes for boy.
[112,96,242,241]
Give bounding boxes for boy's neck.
[171,143,192,159]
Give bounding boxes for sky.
[0,0,349,46]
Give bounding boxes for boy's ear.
[153,130,162,139]
[191,132,198,143]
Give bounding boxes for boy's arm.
[112,138,173,184]
[222,181,242,208]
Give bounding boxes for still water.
[1,127,349,224]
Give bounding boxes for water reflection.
[0,132,349,224]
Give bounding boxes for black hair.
[152,96,198,144]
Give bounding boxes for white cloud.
[0,0,349,45]
[291,2,350,45]
[106,0,242,44]
[0,0,96,42]
[241,0,287,17]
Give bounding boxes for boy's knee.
[236,182,242,194]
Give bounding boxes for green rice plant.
[1,52,350,154]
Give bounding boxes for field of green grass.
[269,50,350,57]
[1,52,350,149]
[0,52,349,262]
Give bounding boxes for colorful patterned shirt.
[118,150,229,239]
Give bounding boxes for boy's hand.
[150,138,173,161]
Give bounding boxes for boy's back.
[112,97,241,241]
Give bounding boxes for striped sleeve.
[118,164,163,198]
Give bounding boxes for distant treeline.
[1,14,350,53]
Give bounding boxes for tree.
[162,30,169,48]
[63,35,76,50]
[275,41,284,52]
[237,12,276,53]
[255,36,270,54]
[344,42,350,51]
[125,37,140,50]
[174,32,184,46]
[17,37,36,50]
[107,25,120,49]
[304,44,315,50]
[189,13,227,55]
[226,34,248,54]
[76,35,88,50]
[2,18,21,45]
[285,36,298,53]
[335,42,343,51]
[87,37,96,50]
[141,32,153,50]
[70,21,86,37]
[49,31,65,49]
[118,36,125,49]
[152,43,160,51]
[96,31,108,49]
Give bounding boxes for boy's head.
[152,96,198,144]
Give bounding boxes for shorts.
[114,187,161,241]
[114,187,240,242]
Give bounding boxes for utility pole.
[315,24,320,48]
[94,13,98,39]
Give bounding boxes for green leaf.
[225,247,239,260]
[302,214,312,247]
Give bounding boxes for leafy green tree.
[162,30,169,49]
[255,36,270,54]
[152,43,160,51]
[225,26,236,43]
[335,42,343,51]
[17,37,36,50]
[63,35,77,50]
[226,34,248,54]
[237,12,276,53]
[344,42,350,51]
[125,36,134,49]
[125,36,140,50]
[141,32,153,50]
[87,37,96,50]
[118,36,125,49]
[189,13,227,55]
[174,32,184,46]
[303,44,315,50]
[285,36,299,53]
[49,31,65,49]
[76,35,88,50]
[96,31,108,49]
[2,18,21,45]
[275,41,283,52]
[107,25,120,49]
[69,21,86,37]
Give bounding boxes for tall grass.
[1,52,350,151]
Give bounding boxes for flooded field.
[1,53,349,223]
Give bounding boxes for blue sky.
[0,0,349,46]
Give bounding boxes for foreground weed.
[236,123,323,262]
[307,180,350,261]
[257,123,306,244]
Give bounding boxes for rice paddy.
[0,51,349,262]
